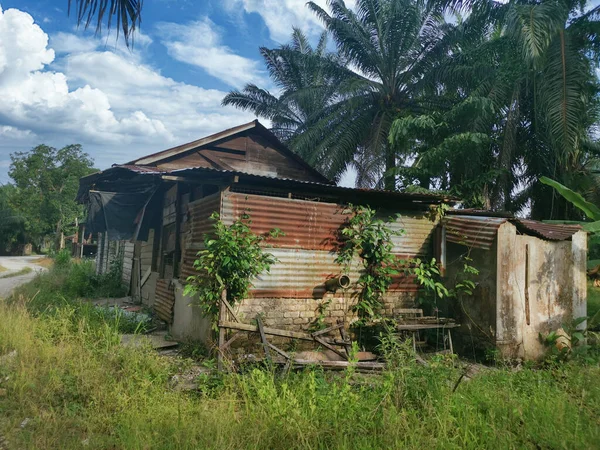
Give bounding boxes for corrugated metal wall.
[219,191,436,298]
[180,192,222,280]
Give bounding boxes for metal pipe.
[324,275,351,292]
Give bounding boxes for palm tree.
[288,0,464,189]
[391,0,600,216]
[67,0,142,46]
[222,28,342,145]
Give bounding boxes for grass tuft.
[0,267,32,279]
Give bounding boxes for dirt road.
[0,256,45,298]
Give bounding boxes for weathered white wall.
[496,224,587,359]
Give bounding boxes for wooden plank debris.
[219,320,350,345]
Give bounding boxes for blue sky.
[0,0,349,184]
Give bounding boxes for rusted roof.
[512,219,581,241]
[445,216,507,250]
[116,164,454,204]
[445,215,583,250]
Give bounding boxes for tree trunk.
[384,144,396,191]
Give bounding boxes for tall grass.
[0,299,598,449]
[0,264,599,448]
[589,281,600,329]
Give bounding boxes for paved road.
[0,256,46,299]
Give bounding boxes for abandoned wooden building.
[77,120,587,360]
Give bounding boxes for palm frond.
[68,0,142,47]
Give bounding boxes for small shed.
[443,213,587,359]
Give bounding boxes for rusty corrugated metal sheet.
[180,193,221,281]
[154,279,175,323]
[222,191,345,250]
[445,215,582,250]
[250,248,420,298]
[221,192,435,297]
[222,192,437,254]
[445,216,507,250]
[512,219,581,241]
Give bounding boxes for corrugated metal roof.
[445,216,583,250]
[445,216,507,250]
[109,164,454,204]
[512,219,581,241]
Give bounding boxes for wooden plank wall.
[121,241,134,289]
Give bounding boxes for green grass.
[589,281,600,328]
[0,265,6,273]
[0,267,598,449]
[0,266,32,279]
[0,300,598,449]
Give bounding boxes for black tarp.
[87,186,158,241]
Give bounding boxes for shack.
[78,120,451,345]
[443,213,587,359]
[78,120,587,360]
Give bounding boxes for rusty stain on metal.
[154,279,175,323]
[512,219,581,241]
[445,215,582,251]
[445,216,506,250]
[219,192,436,298]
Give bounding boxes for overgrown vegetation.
[184,212,282,326]
[10,251,127,310]
[335,205,402,320]
[0,294,599,449]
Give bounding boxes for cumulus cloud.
[0,6,256,179]
[223,0,356,43]
[156,17,266,88]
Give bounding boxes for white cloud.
[51,29,153,56]
[0,6,257,180]
[156,17,266,88]
[223,0,356,43]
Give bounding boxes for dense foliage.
[7,144,96,249]
[225,0,600,219]
[0,184,24,254]
[335,205,402,319]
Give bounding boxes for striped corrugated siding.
[445,216,506,250]
[221,192,436,297]
[180,192,221,281]
[154,279,175,323]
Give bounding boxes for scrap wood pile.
[216,292,384,373]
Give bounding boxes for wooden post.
[217,289,227,371]
[256,315,271,361]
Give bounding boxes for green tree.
[223,28,342,145]
[9,145,97,249]
[389,0,600,216]
[0,184,25,254]
[295,0,459,189]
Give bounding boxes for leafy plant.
[540,317,595,361]
[335,205,402,320]
[540,176,600,232]
[184,212,282,327]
